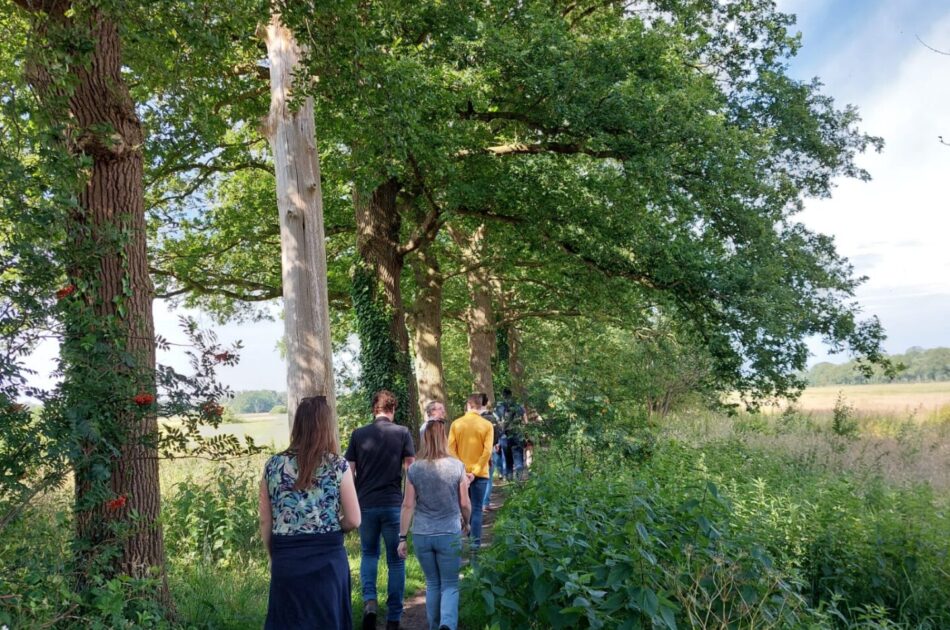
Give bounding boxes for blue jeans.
[414,533,462,630]
[359,506,404,621]
[483,457,494,508]
[468,477,489,550]
[492,448,506,479]
[512,445,525,480]
[483,449,506,506]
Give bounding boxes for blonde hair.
[418,419,449,461]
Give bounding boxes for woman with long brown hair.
[397,405,472,630]
[259,396,361,629]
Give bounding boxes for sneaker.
[362,601,377,630]
[439,626,451,630]
[385,622,400,630]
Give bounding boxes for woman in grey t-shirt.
[397,415,472,630]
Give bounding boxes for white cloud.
[780,1,950,362]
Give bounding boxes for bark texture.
[450,225,496,405]
[263,14,337,432]
[22,4,166,592]
[354,180,420,432]
[408,249,447,417]
[507,323,527,402]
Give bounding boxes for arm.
[340,466,361,532]
[347,460,357,478]
[397,479,417,559]
[459,473,472,534]
[403,430,416,471]
[258,476,272,558]
[475,425,492,477]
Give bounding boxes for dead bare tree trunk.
[262,13,336,432]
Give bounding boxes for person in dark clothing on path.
[345,390,416,630]
[495,388,527,481]
[477,393,501,511]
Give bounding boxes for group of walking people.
[258,388,529,630]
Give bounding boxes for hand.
[461,518,470,535]
[397,540,408,560]
[466,473,475,484]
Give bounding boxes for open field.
[788,381,950,414]
[161,412,290,449]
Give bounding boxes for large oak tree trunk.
[21,4,166,597]
[408,249,447,417]
[450,225,496,405]
[262,14,337,432]
[508,323,527,402]
[354,180,420,432]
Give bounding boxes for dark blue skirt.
[265,531,352,630]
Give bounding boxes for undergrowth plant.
[462,436,950,629]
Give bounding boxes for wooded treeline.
[0,0,894,619]
[807,347,950,386]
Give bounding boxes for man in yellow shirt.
[448,393,493,551]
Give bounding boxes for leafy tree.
[228,389,286,414]
[1,0,263,616]
[277,0,891,403]
[807,347,950,385]
[151,1,892,411]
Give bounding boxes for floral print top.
[264,452,348,535]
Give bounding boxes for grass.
[786,381,950,413]
[662,405,950,494]
[158,453,426,628]
[7,384,949,627]
[167,528,426,628]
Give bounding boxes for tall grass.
[462,406,950,629]
[662,406,950,493]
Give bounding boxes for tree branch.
[483,141,622,159]
[916,34,950,56]
[10,0,69,13]
[398,154,444,257]
[496,309,583,325]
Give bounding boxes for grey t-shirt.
[407,457,465,536]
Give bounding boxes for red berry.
[56,284,76,300]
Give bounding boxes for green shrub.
[163,464,260,564]
[464,448,814,629]
[269,404,287,415]
[680,441,950,627]
[0,500,169,628]
[464,438,950,629]
[832,392,859,438]
[734,413,771,435]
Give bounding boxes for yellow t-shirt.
[448,411,494,479]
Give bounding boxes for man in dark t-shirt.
[345,390,415,630]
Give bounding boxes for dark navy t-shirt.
[344,417,415,508]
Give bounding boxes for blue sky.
[777,0,950,363]
[23,1,950,391]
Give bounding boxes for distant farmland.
[792,381,950,413]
